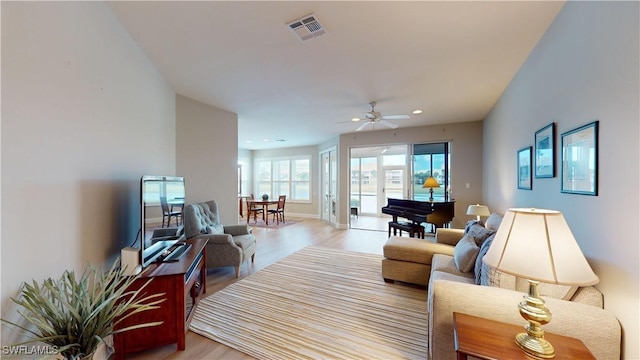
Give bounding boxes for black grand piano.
[382,198,455,234]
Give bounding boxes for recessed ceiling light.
[352,118,360,122]
[412,109,423,115]
[263,139,270,142]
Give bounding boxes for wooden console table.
[453,312,595,360]
[113,238,207,359]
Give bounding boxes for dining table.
[246,199,279,225]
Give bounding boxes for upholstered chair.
[183,200,256,277]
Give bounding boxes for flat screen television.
[140,175,186,268]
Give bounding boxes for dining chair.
[268,195,286,225]
[160,196,182,227]
[247,194,265,223]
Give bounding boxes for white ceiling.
[108,1,565,150]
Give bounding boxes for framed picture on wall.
[535,122,555,178]
[561,121,599,196]
[517,146,532,190]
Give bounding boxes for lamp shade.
[466,204,490,217]
[483,208,599,286]
[422,176,440,188]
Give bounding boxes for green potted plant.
[1,258,165,360]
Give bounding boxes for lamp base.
[515,332,555,359]
[515,280,555,358]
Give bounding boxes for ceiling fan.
[354,101,410,131]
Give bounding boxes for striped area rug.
[189,246,428,359]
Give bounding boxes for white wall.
[176,95,238,224]
[338,121,484,228]
[483,2,639,358]
[252,146,320,217]
[1,0,176,334]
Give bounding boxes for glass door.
[320,148,337,225]
[330,150,337,224]
[382,167,405,209]
[350,145,407,231]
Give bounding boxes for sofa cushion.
[430,270,476,285]
[232,233,257,250]
[383,236,453,265]
[431,254,475,280]
[453,235,479,272]
[207,224,224,235]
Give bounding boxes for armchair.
[183,200,256,278]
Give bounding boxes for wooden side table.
[113,238,208,359]
[452,312,595,360]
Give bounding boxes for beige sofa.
[383,214,621,360]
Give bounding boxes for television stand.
[113,238,207,359]
[156,242,191,262]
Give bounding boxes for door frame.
[319,146,338,226]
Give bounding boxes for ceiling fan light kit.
[354,101,409,131]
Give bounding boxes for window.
[413,142,451,201]
[255,157,310,201]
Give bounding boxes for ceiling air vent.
[286,14,326,41]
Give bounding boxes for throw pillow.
[466,223,496,246]
[464,220,482,234]
[484,213,503,231]
[474,234,495,285]
[480,263,503,287]
[475,233,518,290]
[453,235,480,273]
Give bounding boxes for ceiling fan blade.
[379,119,399,129]
[382,114,410,120]
[356,121,371,131]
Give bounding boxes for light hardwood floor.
[126,216,396,360]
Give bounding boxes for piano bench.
[388,221,425,239]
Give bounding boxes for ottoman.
[382,235,455,286]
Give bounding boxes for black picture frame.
[534,122,555,178]
[517,146,532,190]
[561,121,598,196]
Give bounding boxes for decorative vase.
[262,194,269,200]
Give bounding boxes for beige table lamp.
[466,204,490,221]
[483,208,599,359]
